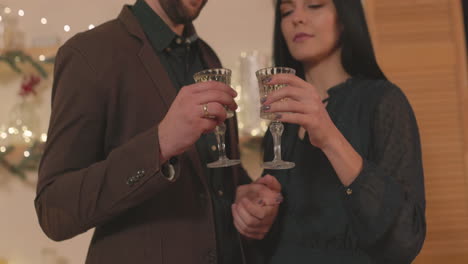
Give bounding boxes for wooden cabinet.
[364,0,468,263]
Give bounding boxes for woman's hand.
[262,74,339,149]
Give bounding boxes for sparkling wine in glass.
[193,68,241,168]
[256,67,296,170]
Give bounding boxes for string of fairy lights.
[0,5,96,62]
[0,4,269,140]
[0,5,69,161]
[0,5,96,32]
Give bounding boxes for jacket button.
[126,176,136,186]
[127,170,146,186]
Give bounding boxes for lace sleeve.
[342,84,426,263]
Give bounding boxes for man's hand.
[232,175,283,240]
[158,81,237,162]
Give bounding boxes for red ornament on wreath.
[19,74,41,97]
[0,74,44,180]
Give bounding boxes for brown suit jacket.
[35,6,250,264]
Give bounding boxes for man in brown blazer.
[34,0,282,263]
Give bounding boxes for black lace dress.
[260,78,426,264]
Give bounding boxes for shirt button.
[346,188,353,195]
[211,145,217,151]
[175,38,182,44]
[217,190,224,197]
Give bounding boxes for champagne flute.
[256,67,296,170]
[193,68,241,168]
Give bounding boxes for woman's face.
[280,0,341,64]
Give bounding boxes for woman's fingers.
[263,99,306,114]
[262,86,304,105]
[266,73,309,89]
[274,112,310,127]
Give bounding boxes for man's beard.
[159,0,208,25]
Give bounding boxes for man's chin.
[186,0,207,18]
[182,8,202,22]
[188,0,205,8]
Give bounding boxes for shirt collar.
[132,0,199,52]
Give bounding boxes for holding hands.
[232,175,283,240]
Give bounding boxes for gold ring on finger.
[202,104,213,119]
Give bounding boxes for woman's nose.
[291,8,307,25]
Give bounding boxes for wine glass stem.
[270,121,284,162]
[215,122,228,161]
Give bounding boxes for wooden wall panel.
[364,0,468,263]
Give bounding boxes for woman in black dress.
[252,0,426,263]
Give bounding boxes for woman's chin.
[291,53,319,65]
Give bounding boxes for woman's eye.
[308,4,323,9]
[281,10,293,17]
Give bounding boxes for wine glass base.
[262,161,295,170]
[207,159,241,168]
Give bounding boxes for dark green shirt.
[132,1,242,263]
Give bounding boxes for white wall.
[0,1,274,263]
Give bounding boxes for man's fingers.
[240,198,266,221]
[232,204,261,234]
[232,204,266,238]
[236,198,279,231]
[198,102,227,120]
[233,219,265,240]
[196,90,237,108]
[256,174,282,192]
[189,81,237,97]
[198,118,220,134]
[236,183,283,206]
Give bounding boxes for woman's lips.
[293,33,313,42]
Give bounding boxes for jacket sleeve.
[342,84,426,263]
[35,45,180,241]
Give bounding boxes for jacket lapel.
[137,44,177,109]
[118,6,210,186]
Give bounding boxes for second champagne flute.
[256,67,296,170]
[193,68,241,168]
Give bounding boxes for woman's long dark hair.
[273,0,387,80]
